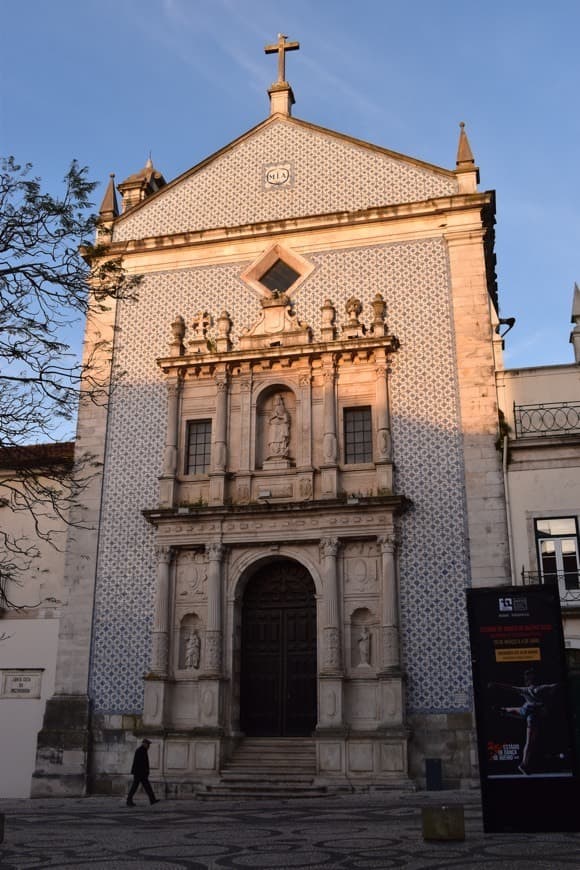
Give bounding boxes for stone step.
[199,782,328,800]
[221,768,314,784]
[224,760,314,767]
[209,737,321,799]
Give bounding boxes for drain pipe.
[503,435,517,586]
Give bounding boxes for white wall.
[0,618,59,797]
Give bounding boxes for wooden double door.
[240,560,317,737]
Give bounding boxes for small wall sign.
[1,670,43,699]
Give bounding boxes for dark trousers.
[127,775,156,804]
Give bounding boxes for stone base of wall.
[408,712,479,789]
[315,728,412,789]
[41,711,479,796]
[31,695,92,797]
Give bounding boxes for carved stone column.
[159,375,182,507]
[318,536,344,731]
[378,534,400,671]
[374,351,393,492]
[236,366,253,502]
[209,369,228,504]
[320,355,338,497]
[320,537,342,672]
[205,542,224,675]
[151,545,173,676]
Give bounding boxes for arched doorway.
[240,559,317,737]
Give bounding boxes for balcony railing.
[521,569,580,606]
[514,402,580,439]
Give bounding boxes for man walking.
[127,738,158,806]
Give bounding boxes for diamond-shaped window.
[241,243,314,300]
[259,259,300,294]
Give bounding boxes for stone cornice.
[157,333,399,377]
[143,494,409,533]
[88,191,495,266]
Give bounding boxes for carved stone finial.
[188,311,212,353]
[455,120,479,193]
[216,310,232,352]
[321,299,337,341]
[343,297,366,339]
[191,311,210,339]
[170,315,186,356]
[371,293,387,336]
[346,297,362,324]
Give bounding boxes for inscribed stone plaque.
[1,670,42,698]
[263,163,293,190]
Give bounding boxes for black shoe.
[126,801,136,807]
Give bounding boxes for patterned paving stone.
[1,791,580,869]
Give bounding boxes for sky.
[1,0,579,369]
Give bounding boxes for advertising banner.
[467,585,580,832]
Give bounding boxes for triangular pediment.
[113,116,458,243]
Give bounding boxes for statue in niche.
[358,626,371,666]
[184,630,201,670]
[268,394,290,458]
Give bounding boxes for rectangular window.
[535,517,580,592]
[185,420,212,475]
[344,407,373,464]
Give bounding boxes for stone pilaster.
[205,543,225,676]
[238,368,253,474]
[320,355,338,497]
[319,537,344,730]
[374,350,393,492]
[209,369,228,505]
[151,545,173,676]
[297,368,313,469]
[446,226,510,586]
[159,376,182,508]
[320,537,342,672]
[376,533,405,730]
[378,534,400,671]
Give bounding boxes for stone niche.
[349,607,377,674]
[177,613,203,673]
[255,387,296,470]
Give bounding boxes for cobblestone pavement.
[1,789,580,869]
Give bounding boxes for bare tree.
[0,156,139,608]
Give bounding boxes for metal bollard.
[425,757,443,790]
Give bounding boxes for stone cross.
[264,33,299,83]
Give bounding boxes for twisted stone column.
[378,534,400,670]
[205,543,225,675]
[320,537,342,672]
[151,545,173,676]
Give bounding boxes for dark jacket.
[131,745,150,777]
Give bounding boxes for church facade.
[32,38,511,796]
